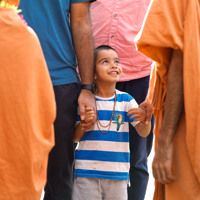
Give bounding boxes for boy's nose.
[111,63,118,68]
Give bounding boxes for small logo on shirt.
[113,113,124,131]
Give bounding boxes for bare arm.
[135,122,151,137]
[74,124,85,143]
[70,2,96,124]
[152,49,184,184]
[128,107,151,137]
[70,1,94,85]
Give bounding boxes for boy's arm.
[135,122,151,137]
[73,123,85,143]
[128,107,151,137]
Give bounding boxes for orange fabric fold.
[136,0,200,199]
[4,0,19,6]
[0,7,56,200]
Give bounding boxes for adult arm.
[70,1,96,124]
[152,49,184,184]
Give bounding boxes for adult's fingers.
[138,102,153,124]
[152,162,159,180]
[164,167,176,184]
[158,166,167,184]
[153,161,176,184]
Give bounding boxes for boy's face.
[95,49,122,83]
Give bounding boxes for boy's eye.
[115,60,120,64]
[102,60,108,64]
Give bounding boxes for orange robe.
[0,1,56,199]
[136,0,200,199]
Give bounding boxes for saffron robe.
[0,1,56,199]
[136,0,200,199]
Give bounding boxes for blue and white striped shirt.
[74,90,139,180]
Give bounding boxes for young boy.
[73,45,151,200]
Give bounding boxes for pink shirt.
[90,0,152,81]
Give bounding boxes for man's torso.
[19,0,78,86]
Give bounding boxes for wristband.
[81,84,95,93]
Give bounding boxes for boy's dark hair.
[94,45,117,65]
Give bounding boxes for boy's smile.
[95,49,122,84]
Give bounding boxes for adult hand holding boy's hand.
[80,106,96,131]
[139,101,153,124]
[78,90,97,131]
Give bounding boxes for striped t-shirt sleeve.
[128,98,140,127]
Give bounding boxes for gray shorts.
[73,177,127,200]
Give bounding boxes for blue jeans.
[116,76,154,200]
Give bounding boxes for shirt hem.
[74,173,128,181]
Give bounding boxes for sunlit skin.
[95,49,122,97]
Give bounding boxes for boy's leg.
[101,179,127,200]
[73,177,102,200]
[116,77,154,200]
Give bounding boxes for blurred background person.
[136,0,200,199]
[19,0,96,199]
[0,0,56,199]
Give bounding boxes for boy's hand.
[127,108,146,122]
[84,107,95,123]
[80,107,96,131]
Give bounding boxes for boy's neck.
[95,83,116,98]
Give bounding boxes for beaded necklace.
[96,91,116,134]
